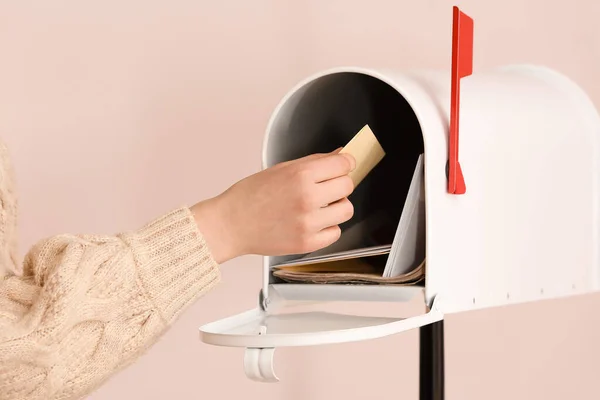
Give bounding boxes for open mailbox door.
[200,288,442,382]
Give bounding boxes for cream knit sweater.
[0,141,221,399]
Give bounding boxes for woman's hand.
[192,151,356,263]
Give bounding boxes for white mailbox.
[199,7,600,393]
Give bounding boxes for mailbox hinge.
[258,289,269,311]
[249,292,279,383]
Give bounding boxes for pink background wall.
[1,1,599,399]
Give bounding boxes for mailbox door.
[199,286,442,381]
[200,284,440,348]
[200,305,442,348]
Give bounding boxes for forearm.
[0,207,220,400]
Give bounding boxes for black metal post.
[419,320,445,400]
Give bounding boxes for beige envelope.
[340,124,386,187]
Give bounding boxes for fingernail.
[331,147,343,154]
[341,153,356,171]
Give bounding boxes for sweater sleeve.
[0,207,221,400]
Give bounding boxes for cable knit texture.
[0,141,221,399]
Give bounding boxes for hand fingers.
[291,152,329,164]
[279,147,342,167]
[308,153,356,183]
[316,175,355,206]
[299,147,343,162]
[315,198,354,230]
[311,225,343,250]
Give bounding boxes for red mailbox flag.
[448,6,473,194]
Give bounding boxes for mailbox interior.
[263,72,426,299]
